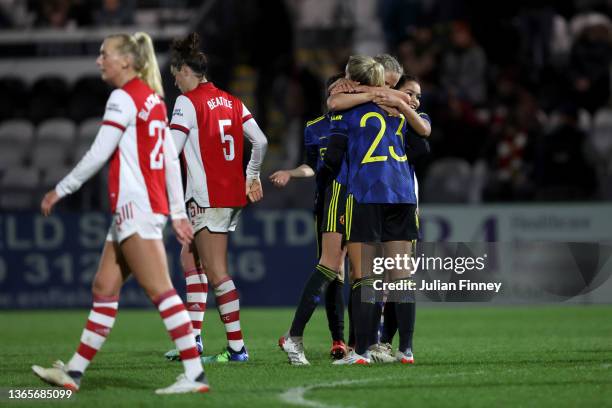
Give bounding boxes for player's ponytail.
[169,32,208,77]
[346,55,385,87]
[132,32,164,97]
[108,32,164,97]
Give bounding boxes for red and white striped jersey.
[170,82,259,208]
[57,77,187,217]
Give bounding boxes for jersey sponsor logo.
[173,108,183,117]
[207,96,233,111]
[331,114,343,121]
[138,93,162,121]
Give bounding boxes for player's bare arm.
[270,164,315,187]
[373,90,431,137]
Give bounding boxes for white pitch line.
[279,379,373,408]
[279,371,484,408]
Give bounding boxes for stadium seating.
[29,143,70,171]
[41,166,72,190]
[0,144,27,172]
[28,76,70,123]
[36,118,76,144]
[68,76,111,122]
[0,119,34,146]
[0,167,40,209]
[0,120,34,172]
[0,76,29,119]
[77,117,101,143]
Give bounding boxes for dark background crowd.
[0,0,611,210]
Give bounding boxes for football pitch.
[2,305,612,407]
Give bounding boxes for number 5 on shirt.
[219,119,235,161]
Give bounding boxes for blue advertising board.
[2,204,612,308]
[0,209,317,309]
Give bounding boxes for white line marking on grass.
[280,379,373,408]
[279,371,483,408]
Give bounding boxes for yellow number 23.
[360,112,407,164]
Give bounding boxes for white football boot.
[155,373,210,395]
[332,350,371,365]
[396,349,415,364]
[278,334,310,366]
[368,343,396,363]
[32,360,80,391]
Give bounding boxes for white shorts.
[187,200,242,234]
[106,202,167,243]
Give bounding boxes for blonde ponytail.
[132,32,164,97]
[346,55,385,87]
[108,32,164,97]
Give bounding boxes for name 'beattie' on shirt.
[207,96,233,111]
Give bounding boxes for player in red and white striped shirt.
[163,33,268,363]
[32,32,209,395]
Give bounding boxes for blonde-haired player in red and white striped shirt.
[163,32,267,363]
[32,32,209,395]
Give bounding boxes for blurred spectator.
[378,0,424,50]
[534,104,597,200]
[69,0,93,27]
[247,0,294,135]
[33,0,73,28]
[397,26,440,88]
[431,93,487,164]
[0,0,30,28]
[440,21,488,105]
[93,0,135,27]
[514,5,571,75]
[280,65,323,168]
[0,1,12,28]
[479,88,542,201]
[568,14,612,113]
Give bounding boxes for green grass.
[2,305,612,407]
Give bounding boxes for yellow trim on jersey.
[345,194,354,240]
[352,277,376,289]
[316,264,337,280]
[306,115,326,127]
[315,215,321,258]
[327,181,341,232]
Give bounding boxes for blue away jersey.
[303,114,347,185]
[329,102,417,204]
